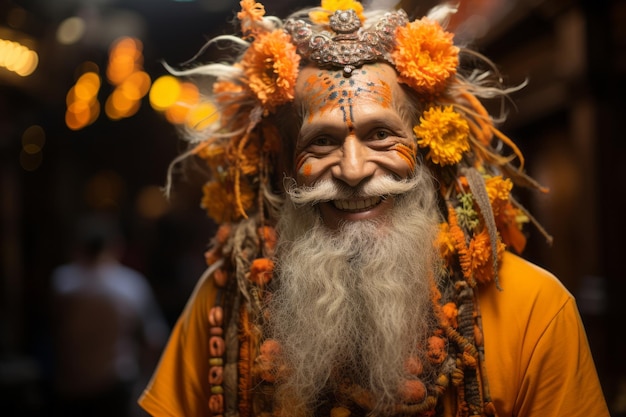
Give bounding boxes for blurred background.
[1,0,624,415]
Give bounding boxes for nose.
[332,136,376,187]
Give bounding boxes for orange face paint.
[302,163,312,178]
[394,143,417,172]
[294,153,307,174]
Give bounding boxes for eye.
[311,136,333,146]
[374,130,391,140]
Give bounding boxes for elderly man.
[139,1,609,416]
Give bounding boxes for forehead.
[295,64,403,118]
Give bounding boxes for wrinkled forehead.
[294,63,406,119]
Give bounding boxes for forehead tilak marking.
[302,69,394,129]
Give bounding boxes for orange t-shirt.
[139,252,609,416]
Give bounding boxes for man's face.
[293,63,417,229]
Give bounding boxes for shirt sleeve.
[138,273,219,417]
[479,252,609,417]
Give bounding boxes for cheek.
[297,162,313,183]
[294,152,315,181]
[393,143,418,173]
[295,157,333,185]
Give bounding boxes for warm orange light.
[74,72,100,101]
[119,71,151,101]
[0,38,38,76]
[164,82,200,124]
[149,75,182,111]
[186,102,219,130]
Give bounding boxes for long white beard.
[267,167,441,415]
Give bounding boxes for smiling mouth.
[332,196,382,212]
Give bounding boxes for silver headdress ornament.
[284,9,409,76]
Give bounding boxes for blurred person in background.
[50,213,169,417]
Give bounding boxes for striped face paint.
[393,142,418,172]
[299,67,394,132]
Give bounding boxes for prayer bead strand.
[208,306,226,416]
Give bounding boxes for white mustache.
[285,175,422,207]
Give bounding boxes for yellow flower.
[392,18,459,95]
[414,106,470,166]
[201,179,254,223]
[241,30,301,112]
[238,0,266,36]
[485,175,512,216]
[309,0,365,25]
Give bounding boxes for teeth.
[333,196,381,211]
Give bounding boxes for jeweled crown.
[284,9,409,76]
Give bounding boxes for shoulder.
[477,252,576,385]
[478,251,576,351]
[479,251,573,317]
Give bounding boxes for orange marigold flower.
[201,179,254,223]
[485,175,512,216]
[414,106,470,166]
[238,0,265,22]
[392,18,459,95]
[309,0,365,25]
[248,258,274,285]
[238,0,266,37]
[468,228,505,285]
[241,30,300,112]
[435,222,456,261]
